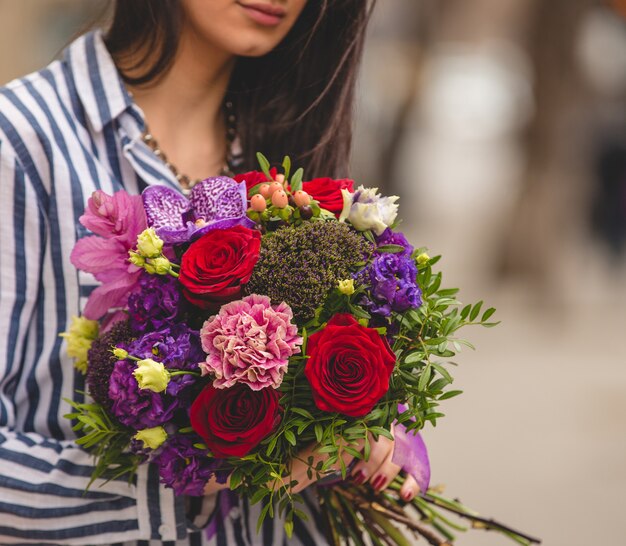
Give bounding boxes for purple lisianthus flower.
[128,272,181,333]
[367,253,422,316]
[142,177,255,244]
[126,323,204,371]
[152,435,228,496]
[376,228,413,257]
[108,360,178,429]
[357,230,422,318]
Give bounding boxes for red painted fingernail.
[372,475,385,491]
[352,470,366,485]
[402,491,414,501]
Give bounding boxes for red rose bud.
[302,177,354,216]
[190,383,281,457]
[304,314,396,417]
[179,226,261,309]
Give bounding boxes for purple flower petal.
[393,404,431,493]
[142,186,190,233]
[189,176,247,223]
[142,178,254,244]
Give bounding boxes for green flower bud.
[337,279,355,295]
[128,251,146,267]
[416,252,430,265]
[133,358,169,393]
[112,347,129,360]
[134,426,167,450]
[136,228,163,259]
[151,256,172,275]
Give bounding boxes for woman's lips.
[238,2,286,27]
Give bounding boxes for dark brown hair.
[104,1,374,177]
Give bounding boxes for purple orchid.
[142,177,255,244]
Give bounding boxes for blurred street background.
[2,1,626,545]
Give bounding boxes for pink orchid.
[199,294,302,391]
[80,189,147,247]
[71,190,147,320]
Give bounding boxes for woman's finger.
[398,473,420,502]
[350,429,394,486]
[368,441,402,492]
[290,437,365,494]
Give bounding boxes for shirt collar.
[64,30,139,133]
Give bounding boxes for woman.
[0,1,420,544]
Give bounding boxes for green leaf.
[265,435,278,456]
[229,469,243,489]
[250,488,269,505]
[256,152,272,180]
[423,337,448,346]
[290,167,304,193]
[483,321,501,328]
[257,503,272,534]
[431,362,453,383]
[314,424,323,443]
[284,430,297,446]
[460,304,471,320]
[291,407,314,420]
[368,426,393,441]
[376,244,405,254]
[439,389,463,400]
[404,351,425,364]
[282,155,291,179]
[418,364,431,391]
[481,307,496,321]
[469,301,483,321]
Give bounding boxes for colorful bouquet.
[63,154,539,545]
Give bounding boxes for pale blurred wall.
[0,0,105,86]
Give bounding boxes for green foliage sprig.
[64,394,139,488]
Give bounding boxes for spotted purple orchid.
[142,177,255,244]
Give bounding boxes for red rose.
[304,314,396,417]
[302,178,354,216]
[179,226,261,309]
[190,383,281,457]
[234,168,278,196]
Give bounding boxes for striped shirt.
[0,30,327,546]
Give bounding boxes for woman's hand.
[203,426,420,501]
[350,425,420,502]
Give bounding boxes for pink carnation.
[199,294,302,391]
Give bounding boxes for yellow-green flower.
[59,316,99,374]
[134,426,167,450]
[112,347,129,360]
[133,358,169,392]
[416,252,430,266]
[338,279,355,295]
[136,228,163,259]
[151,256,172,275]
[128,251,146,267]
